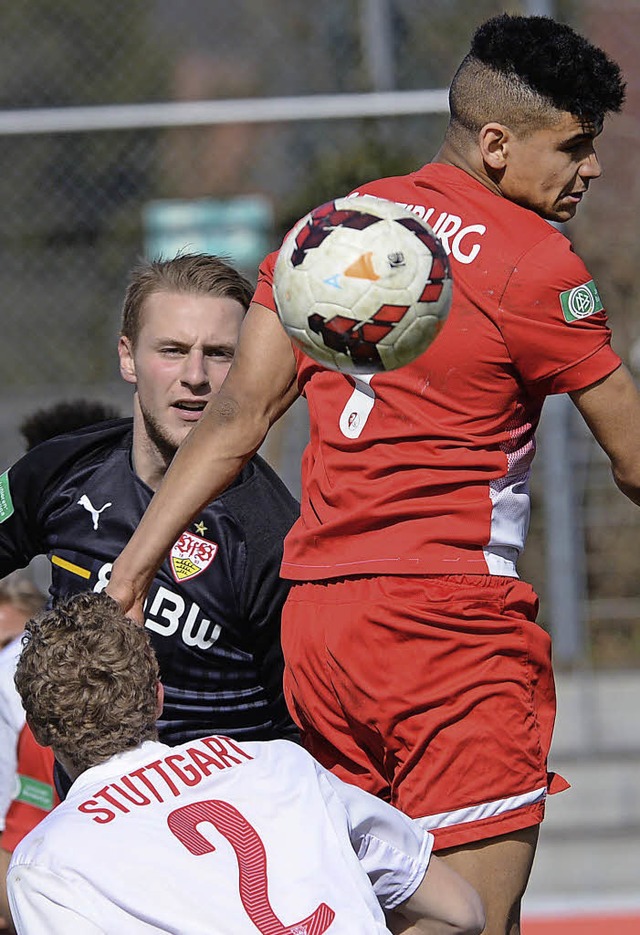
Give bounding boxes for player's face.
[0,602,29,649]
[500,113,602,222]
[119,290,244,464]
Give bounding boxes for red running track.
[523,911,640,934]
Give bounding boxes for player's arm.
[0,846,13,934]
[389,855,484,934]
[107,302,299,619]
[570,363,640,505]
[7,863,105,934]
[0,457,47,578]
[319,766,484,935]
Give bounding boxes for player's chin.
[164,417,193,446]
[555,197,582,222]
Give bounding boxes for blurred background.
[0,0,638,928]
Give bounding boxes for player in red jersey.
[107,14,640,934]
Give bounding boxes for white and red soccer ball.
[273,195,452,374]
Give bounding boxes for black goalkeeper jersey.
[0,418,300,745]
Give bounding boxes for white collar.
[67,740,172,798]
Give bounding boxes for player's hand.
[106,560,146,626]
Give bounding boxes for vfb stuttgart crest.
[170,531,218,583]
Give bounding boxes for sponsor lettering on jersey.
[171,530,218,583]
[15,774,55,811]
[350,191,486,265]
[77,736,253,824]
[92,565,222,649]
[145,585,222,649]
[559,280,604,323]
[0,471,14,523]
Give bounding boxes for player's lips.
[565,188,587,202]
[172,400,208,420]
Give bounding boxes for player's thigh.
[436,825,539,935]
[281,580,390,799]
[366,575,555,844]
[282,574,558,848]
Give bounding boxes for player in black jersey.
[0,253,299,746]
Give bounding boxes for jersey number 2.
[168,799,335,934]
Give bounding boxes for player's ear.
[155,681,164,720]
[478,122,510,170]
[118,335,137,384]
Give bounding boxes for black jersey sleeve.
[0,419,133,579]
[222,456,300,741]
[0,451,48,576]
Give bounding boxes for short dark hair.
[20,399,122,451]
[121,253,255,347]
[15,592,160,775]
[450,14,625,136]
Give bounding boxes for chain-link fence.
[1,0,639,666]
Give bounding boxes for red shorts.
[281,574,568,849]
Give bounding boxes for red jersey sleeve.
[253,249,279,312]
[0,726,58,852]
[498,233,620,394]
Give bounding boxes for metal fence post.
[539,393,588,666]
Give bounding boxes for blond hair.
[121,253,254,347]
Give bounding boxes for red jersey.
[254,163,620,580]
[0,725,58,852]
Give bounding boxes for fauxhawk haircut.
[449,14,625,137]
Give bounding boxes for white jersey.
[0,636,25,830]
[8,735,433,934]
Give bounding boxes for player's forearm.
[571,365,640,507]
[393,856,485,935]
[0,847,15,934]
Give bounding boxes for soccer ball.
[273,195,452,374]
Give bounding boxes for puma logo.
[78,494,112,531]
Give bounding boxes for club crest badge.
[170,530,218,583]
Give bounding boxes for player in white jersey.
[7,592,483,935]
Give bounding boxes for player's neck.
[54,751,82,783]
[433,138,503,199]
[129,397,176,489]
[131,430,173,491]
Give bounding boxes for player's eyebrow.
[567,118,603,143]
[152,335,188,346]
[153,337,234,353]
[558,128,599,149]
[203,342,236,356]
